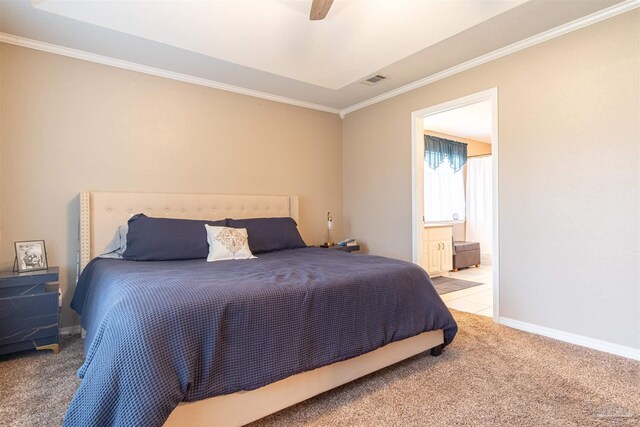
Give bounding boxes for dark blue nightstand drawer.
[0,291,58,322]
[0,283,46,298]
[0,292,58,346]
[0,314,59,346]
[0,267,60,355]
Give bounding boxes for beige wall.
[0,44,343,328]
[1,11,638,351]
[344,11,639,349]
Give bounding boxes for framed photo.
[14,240,48,273]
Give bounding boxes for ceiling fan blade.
[310,0,334,21]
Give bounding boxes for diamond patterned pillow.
[205,225,256,261]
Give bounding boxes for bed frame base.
[430,344,443,357]
[164,329,444,427]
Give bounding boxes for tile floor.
[440,265,494,317]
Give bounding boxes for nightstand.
[0,267,60,355]
[316,244,360,253]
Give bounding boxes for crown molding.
[0,32,342,116]
[340,0,640,117]
[1,0,637,119]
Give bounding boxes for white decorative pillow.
[205,225,256,262]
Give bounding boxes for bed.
[65,191,457,427]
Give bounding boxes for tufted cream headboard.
[79,191,299,271]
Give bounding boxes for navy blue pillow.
[227,217,306,254]
[123,214,227,261]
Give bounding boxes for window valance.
[424,135,468,172]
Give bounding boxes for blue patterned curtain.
[424,135,468,172]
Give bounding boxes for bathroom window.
[424,161,465,222]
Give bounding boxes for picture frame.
[14,240,48,273]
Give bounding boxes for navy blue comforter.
[65,248,457,426]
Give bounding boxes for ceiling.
[28,0,526,90]
[424,100,492,144]
[0,0,628,112]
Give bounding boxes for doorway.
[411,88,499,320]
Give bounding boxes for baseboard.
[60,325,82,336]
[499,317,640,361]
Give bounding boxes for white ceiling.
[424,100,492,143]
[30,0,526,90]
[0,0,627,111]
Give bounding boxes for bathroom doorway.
[411,89,499,320]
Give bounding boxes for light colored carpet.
[0,336,82,427]
[1,311,638,426]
